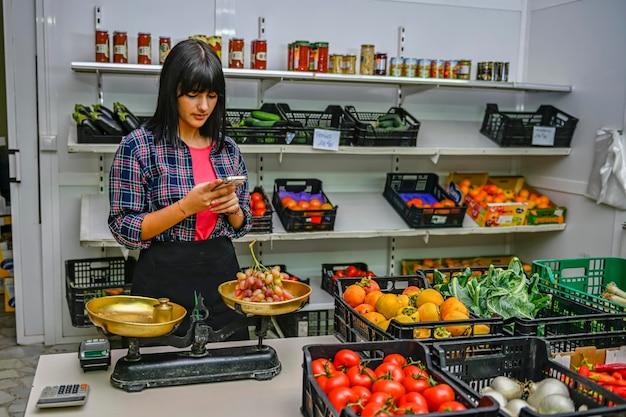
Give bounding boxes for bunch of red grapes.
[234,265,295,303]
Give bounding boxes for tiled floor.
[0,308,76,417]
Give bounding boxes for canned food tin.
[251,39,267,70]
[293,40,310,72]
[343,55,357,74]
[500,62,509,82]
[444,60,458,79]
[389,57,403,77]
[374,53,387,76]
[456,59,471,80]
[315,42,329,73]
[113,31,127,63]
[287,43,294,71]
[308,42,319,71]
[417,59,431,78]
[477,61,493,81]
[228,38,244,68]
[159,37,171,65]
[360,44,375,75]
[95,30,109,63]
[329,54,343,74]
[137,33,152,64]
[430,59,444,78]
[403,58,418,77]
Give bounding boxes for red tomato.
[345,265,359,277]
[311,358,335,376]
[322,371,350,394]
[374,362,404,382]
[250,192,263,203]
[360,402,392,417]
[327,386,358,413]
[346,364,376,389]
[437,401,467,412]
[351,385,372,413]
[382,353,408,367]
[402,373,429,393]
[252,200,267,211]
[397,392,428,409]
[371,379,406,400]
[334,270,345,279]
[422,383,455,412]
[402,365,429,379]
[367,391,395,407]
[394,401,429,415]
[333,349,361,371]
[251,209,266,217]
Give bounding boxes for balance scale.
[85,281,311,393]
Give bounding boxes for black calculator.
[36,383,89,408]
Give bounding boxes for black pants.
[131,237,249,341]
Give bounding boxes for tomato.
[371,379,406,400]
[375,362,404,382]
[360,402,392,417]
[437,401,467,412]
[394,401,429,415]
[251,209,266,217]
[422,383,455,412]
[252,200,267,211]
[367,391,395,407]
[345,265,359,277]
[311,358,335,376]
[334,270,345,279]
[397,392,428,409]
[327,386,358,413]
[346,364,376,389]
[402,364,429,380]
[333,349,361,371]
[351,385,372,413]
[383,353,408,367]
[250,192,263,203]
[322,371,351,394]
[402,373,429,393]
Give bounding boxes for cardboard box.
[4,277,14,313]
[524,184,567,225]
[553,345,626,370]
[445,172,489,205]
[464,176,528,227]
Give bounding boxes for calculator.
[36,383,89,408]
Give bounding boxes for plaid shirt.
[108,127,252,250]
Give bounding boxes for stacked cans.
[94,30,170,65]
[476,61,509,81]
[387,58,468,79]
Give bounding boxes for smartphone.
[214,175,247,190]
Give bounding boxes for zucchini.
[243,117,276,127]
[90,111,125,135]
[377,114,403,128]
[251,110,281,122]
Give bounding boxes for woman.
[108,39,252,340]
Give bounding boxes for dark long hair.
[146,38,227,151]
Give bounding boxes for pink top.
[188,144,218,240]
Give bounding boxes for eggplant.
[73,111,104,135]
[92,104,117,121]
[90,111,124,135]
[74,104,93,118]
[113,102,142,126]
[117,112,140,134]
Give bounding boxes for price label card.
[532,126,556,146]
[313,128,340,151]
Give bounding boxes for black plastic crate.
[547,330,626,355]
[274,309,333,337]
[430,336,626,417]
[480,103,578,147]
[226,103,296,145]
[249,186,273,233]
[274,103,356,146]
[272,178,337,232]
[344,106,421,147]
[320,262,369,295]
[65,257,136,327]
[383,173,467,228]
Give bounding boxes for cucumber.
[243,116,276,127]
[251,110,281,122]
[377,114,403,128]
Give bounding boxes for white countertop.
[26,335,338,416]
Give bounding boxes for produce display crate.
[523,183,567,225]
[383,173,467,228]
[401,255,518,283]
[249,186,273,233]
[533,257,626,314]
[76,116,148,144]
[302,340,499,417]
[272,178,337,232]
[65,257,136,327]
[225,103,292,145]
[320,262,369,295]
[464,176,528,227]
[430,336,626,417]
[273,309,333,338]
[344,105,421,147]
[548,329,626,356]
[480,103,579,147]
[335,275,504,344]
[274,103,356,146]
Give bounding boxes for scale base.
[111,344,281,392]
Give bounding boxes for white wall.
[4,0,626,343]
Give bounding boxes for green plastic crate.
[533,257,626,313]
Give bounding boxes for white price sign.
[532,126,556,146]
[312,128,340,151]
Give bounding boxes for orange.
[320,203,334,210]
[443,311,471,336]
[364,290,384,308]
[376,293,403,320]
[459,179,472,188]
[416,288,444,307]
[309,198,322,208]
[355,303,376,316]
[297,200,310,210]
[342,284,366,308]
[439,297,469,320]
[281,197,297,210]
[417,302,439,322]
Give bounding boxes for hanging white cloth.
[586,128,626,209]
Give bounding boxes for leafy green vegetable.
[433,257,551,320]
